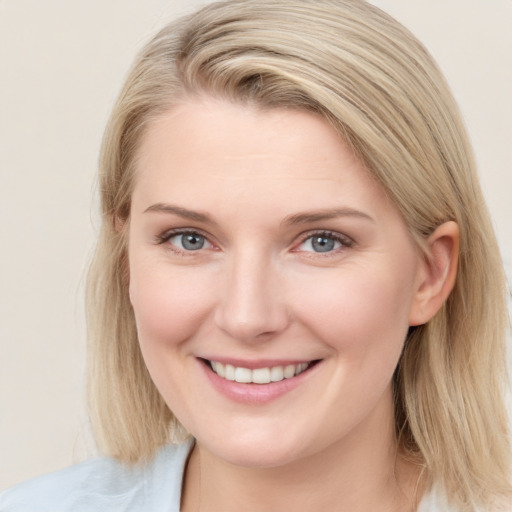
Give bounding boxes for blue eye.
[168,232,211,251]
[298,233,347,253]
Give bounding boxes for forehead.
[131,97,396,221]
[136,99,352,173]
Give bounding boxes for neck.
[181,393,423,512]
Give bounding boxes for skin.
[127,97,458,512]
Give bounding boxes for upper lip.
[199,357,319,369]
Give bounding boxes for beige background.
[1,0,511,489]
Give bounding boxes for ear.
[409,221,459,326]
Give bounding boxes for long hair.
[87,1,510,509]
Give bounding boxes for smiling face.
[127,97,425,468]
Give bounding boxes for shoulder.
[417,487,458,512]
[418,486,508,512]
[0,440,193,512]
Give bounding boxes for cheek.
[293,265,415,360]
[129,261,215,351]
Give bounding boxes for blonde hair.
[87,0,511,509]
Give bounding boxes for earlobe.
[409,221,459,326]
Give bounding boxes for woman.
[1,0,510,510]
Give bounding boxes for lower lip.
[200,360,318,405]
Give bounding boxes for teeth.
[252,368,271,384]
[216,362,226,378]
[210,361,311,384]
[235,367,252,383]
[225,364,235,381]
[270,366,284,382]
[284,364,296,378]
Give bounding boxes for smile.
[208,360,313,384]
[201,358,321,404]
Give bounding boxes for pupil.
[312,236,335,253]
[182,234,205,250]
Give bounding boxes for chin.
[215,444,302,469]
[199,424,317,469]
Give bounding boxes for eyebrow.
[282,208,375,226]
[143,203,213,223]
[144,203,374,226]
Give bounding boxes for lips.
[209,360,311,384]
[199,357,321,404]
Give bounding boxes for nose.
[214,249,290,342]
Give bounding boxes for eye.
[165,231,213,251]
[297,232,351,253]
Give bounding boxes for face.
[128,97,425,468]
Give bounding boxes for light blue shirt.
[1,439,447,511]
[0,441,193,512]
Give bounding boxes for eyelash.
[155,229,354,255]
[155,228,213,252]
[295,230,354,254]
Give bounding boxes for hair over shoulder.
[86,1,511,509]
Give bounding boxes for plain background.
[1,0,511,489]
